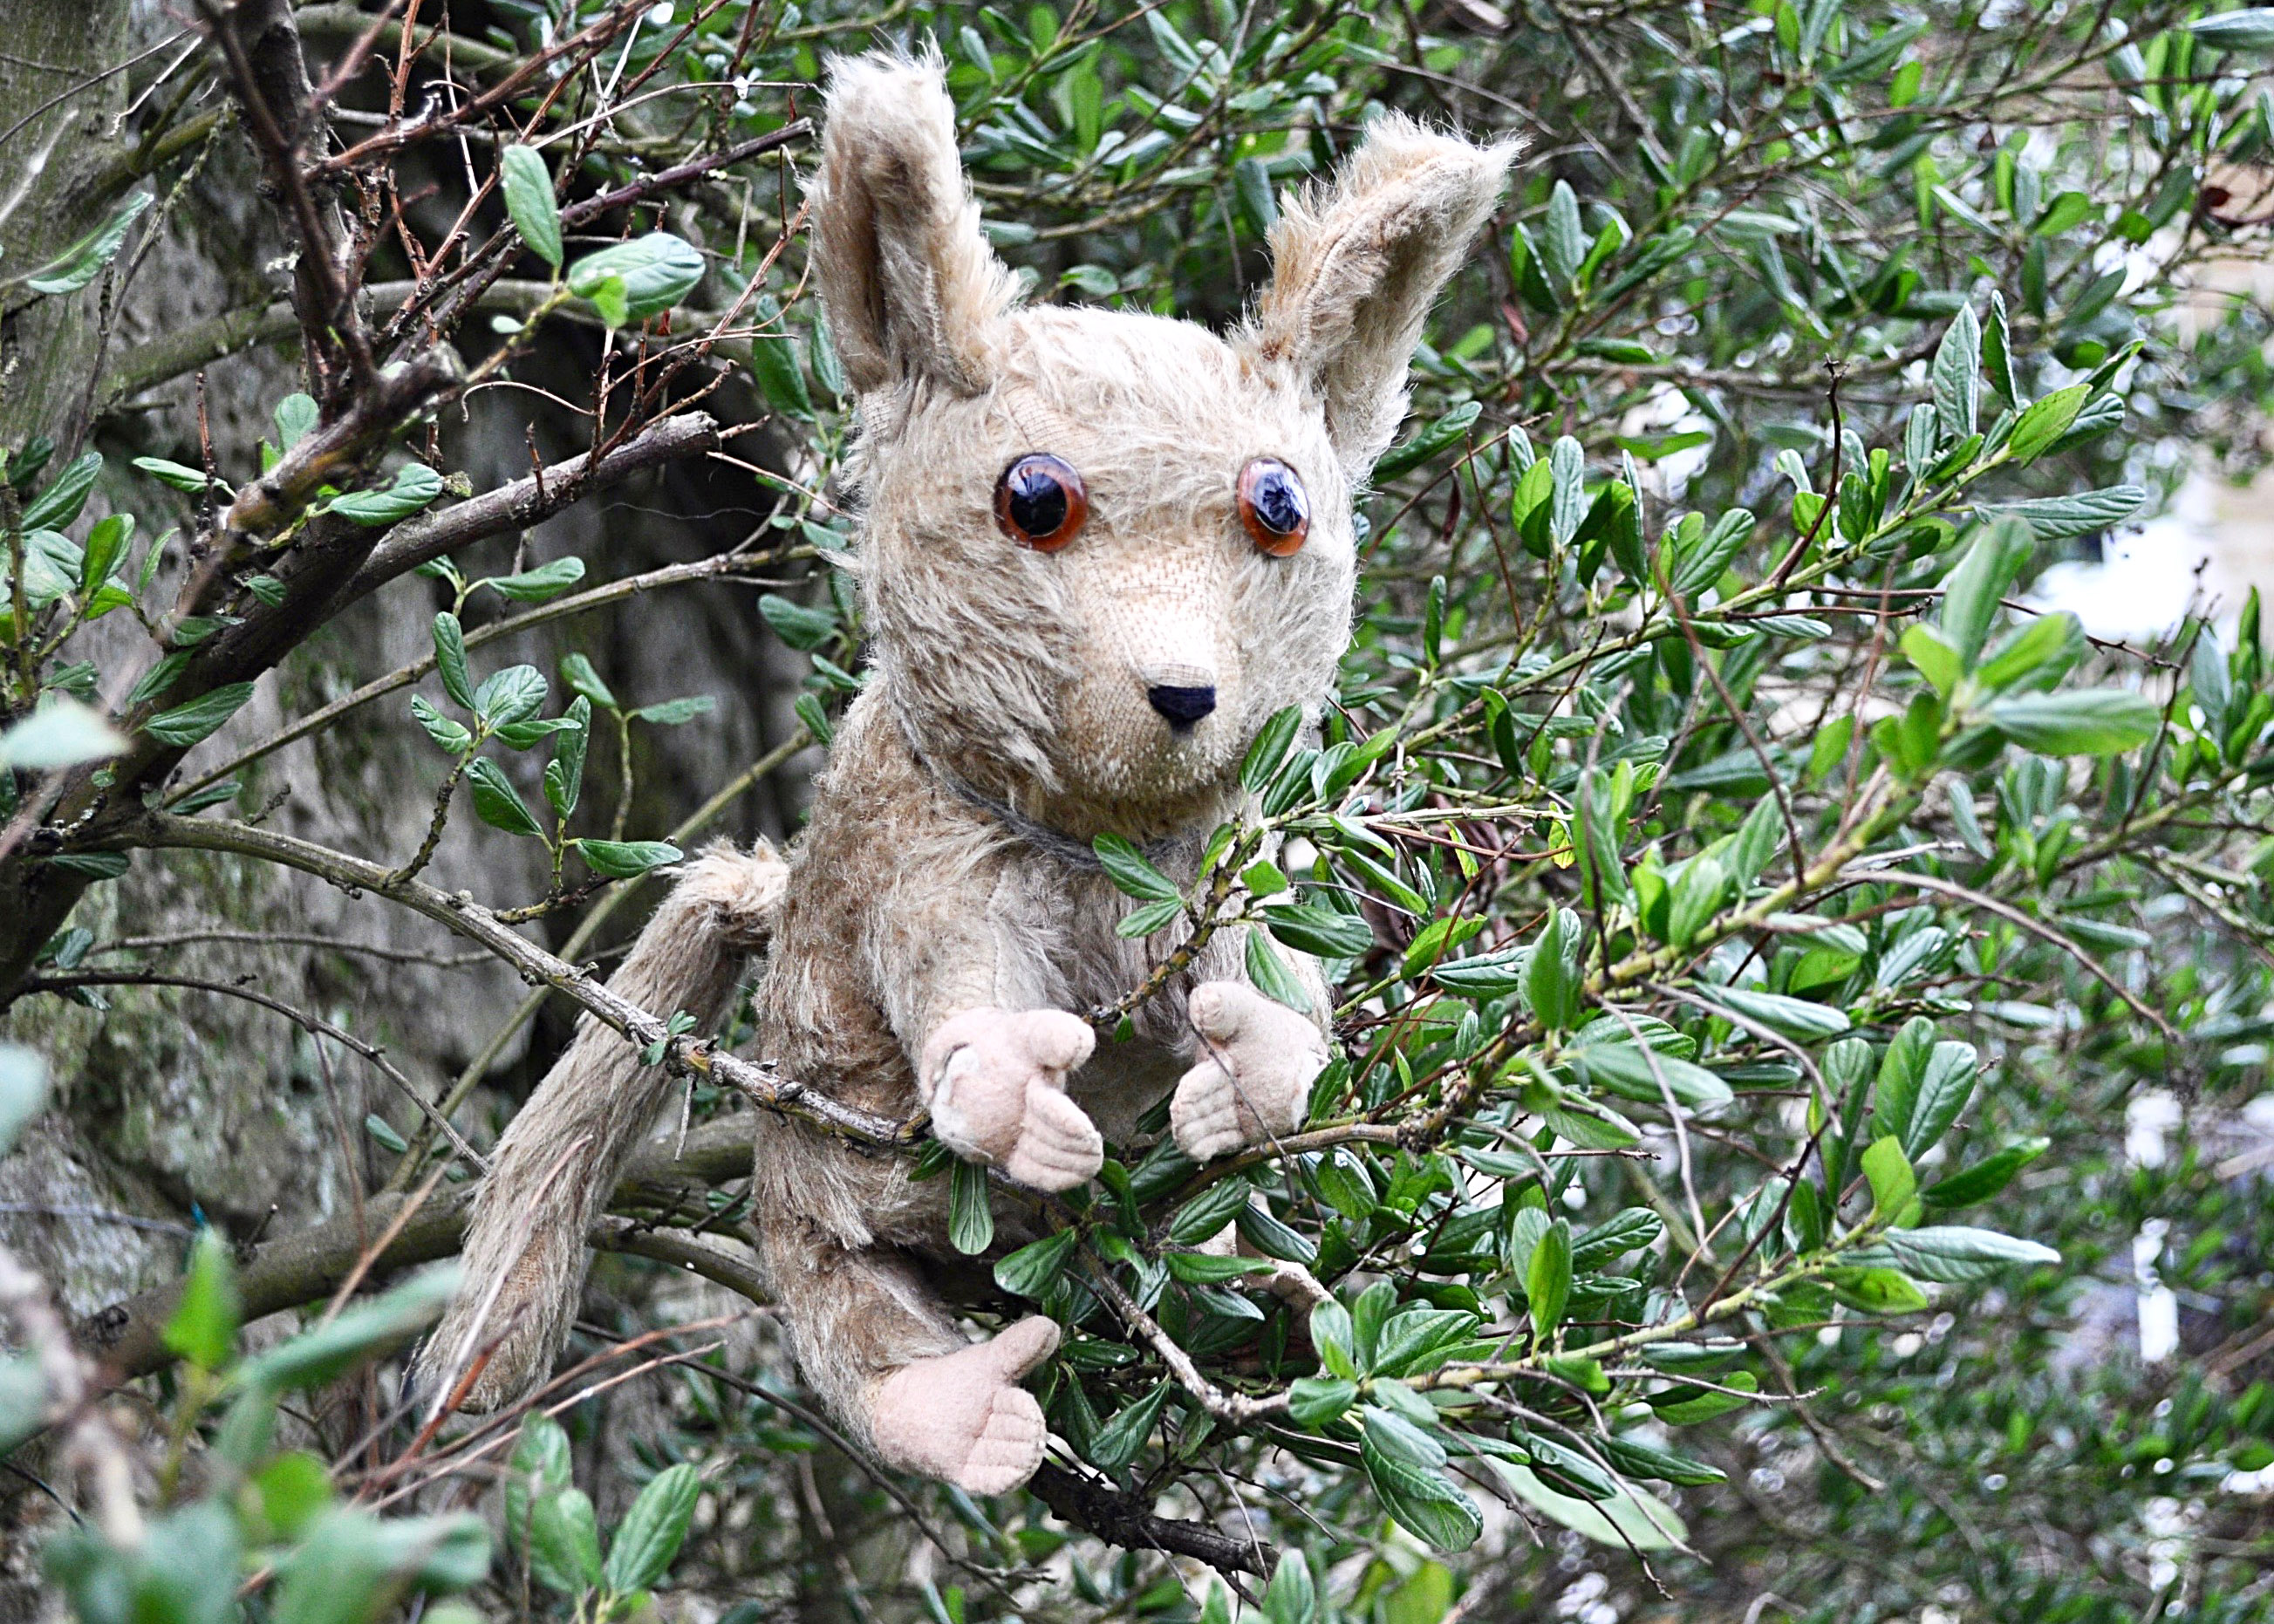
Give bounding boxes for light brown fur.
[421,52,1512,1493]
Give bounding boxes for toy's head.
[811,55,1513,837]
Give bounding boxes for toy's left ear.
[1246,119,1516,475]
[813,53,1016,399]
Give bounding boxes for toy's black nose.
[1147,685,1217,730]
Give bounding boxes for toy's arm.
[871,878,1105,1192]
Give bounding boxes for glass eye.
[1238,458,1309,556]
[994,454,1088,552]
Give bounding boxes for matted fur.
[423,53,1512,1491]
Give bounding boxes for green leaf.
[1373,401,1483,483]
[1542,179,1586,289]
[274,393,319,452]
[1092,832,1178,901]
[1255,923,1328,1000]
[544,697,590,818]
[1901,1041,1977,1159]
[1263,901,1373,959]
[78,513,131,595]
[144,682,255,747]
[239,1266,460,1392]
[1236,1199,1317,1265]
[328,462,443,526]
[163,1228,241,1371]
[994,1229,1077,1298]
[474,664,547,728]
[0,698,126,769]
[1700,985,1851,1041]
[254,1451,334,1540]
[567,233,705,323]
[575,838,682,878]
[1527,910,1582,1023]
[748,298,816,419]
[486,556,586,603]
[24,452,103,529]
[1901,624,1964,697]
[24,192,152,295]
[1601,1433,1727,1485]
[1977,610,2084,693]
[1527,1218,1573,1338]
[1287,1375,1357,1427]
[1861,1136,1917,1224]
[1089,1382,1170,1470]
[1921,1136,2050,1209]
[633,695,717,725]
[1572,1207,1663,1270]
[530,1486,604,1593]
[1310,1299,1358,1380]
[1264,1551,1318,1624]
[506,1414,573,1554]
[1885,1225,2060,1282]
[1649,1368,1758,1423]
[132,455,219,495]
[1982,290,2018,402]
[1570,1041,1734,1113]
[603,1462,701,1592]
[1670,508,1756,599]
[1988,484,2148,542]
[1827,1266,1930,1313]
[2006,385,2090,462]
[758,593,837,651]
[0,1044,50,1160]
[2189,8,2274,51]
[1930,304,1981,439]
[467,758,543,836]
[1936,519,2031,665]
[1167,1177,1253,1246]
[433,613,475,709]
[794,692,832,745]
[1116,897,1182,938]
[499,144,563,270]
[1362,1423,1484,1552]
[948,1157,994,1253]
[1984,690,2161,755]
[558,652,616,710]
[1548,435,1587,549]
[1242,704,1303,793]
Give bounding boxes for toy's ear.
[1246,118,1516,474]
[813,54,1016,398]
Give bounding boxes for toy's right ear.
[814,54,1015,398]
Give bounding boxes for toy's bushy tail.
[417,842,788,1411]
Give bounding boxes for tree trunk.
[0,0,138,461]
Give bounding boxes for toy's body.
[423,54,1510,1496]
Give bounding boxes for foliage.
[3,0,2272,1619]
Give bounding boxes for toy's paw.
[1171,981,1331,1162]
[870,1316,1060,1494]
[922,1008,1102,1191]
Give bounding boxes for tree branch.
[350,411,721,594]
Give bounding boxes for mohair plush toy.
[420,53,1512,1495]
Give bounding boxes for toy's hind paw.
[870,1316,1060,1493]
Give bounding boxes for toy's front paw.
[870,1316,1060,1494]
[1171,981,1331,1162]
[921,1008,1103,1191]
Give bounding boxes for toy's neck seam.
[891,709,1200,874]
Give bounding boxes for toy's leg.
[764,1225,1057,1494]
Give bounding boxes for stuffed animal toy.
[421,52,1511,1496]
